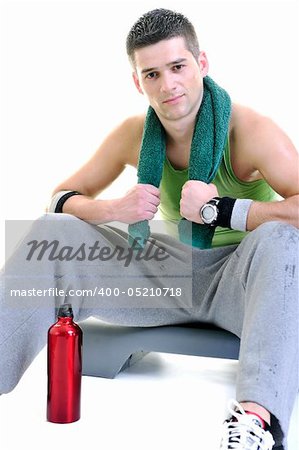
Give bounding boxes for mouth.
[162,94,185,104]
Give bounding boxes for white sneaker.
[220,399,275,450]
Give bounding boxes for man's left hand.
[180,180,219,224]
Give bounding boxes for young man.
[1,8,298,450]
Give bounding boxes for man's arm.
[51,115,160,224]
[180,106,299,229]
[233,106,299,230]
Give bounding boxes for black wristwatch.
[199,197,221,226]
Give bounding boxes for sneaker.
[220,399,275,450]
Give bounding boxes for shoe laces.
[220,399,275,450]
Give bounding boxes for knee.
[240,222,298,306]
[10,213,84,257]
[29,212,82,234]
[239,222,298,272]
[251,221,298,251]
[39,212,79,222]
[254,220,297,236]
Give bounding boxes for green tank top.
[159,137,278,247]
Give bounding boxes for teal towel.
[128,76,231,249]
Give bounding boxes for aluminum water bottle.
[47,303,83,423]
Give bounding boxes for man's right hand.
[113,184,160,224]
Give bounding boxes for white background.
[0,1,298,449]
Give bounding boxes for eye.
[172,64,185,71]
[145,72,158,80]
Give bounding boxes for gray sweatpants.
[0,214,298,449]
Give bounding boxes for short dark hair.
[126,8,200,67]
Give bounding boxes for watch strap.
[216,197,237,228]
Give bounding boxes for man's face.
[133,36,208,122]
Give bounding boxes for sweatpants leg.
[192,221,298,449]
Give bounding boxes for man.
[1,8,298,450]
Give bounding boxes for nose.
[159,72,177,93]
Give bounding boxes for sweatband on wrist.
[230,198,253,232]
[215,197,236,228]
[48,190,82,213]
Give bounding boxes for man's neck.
[162,116,196,147]
[160,113,197,170]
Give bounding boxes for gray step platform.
[80,318,240,379]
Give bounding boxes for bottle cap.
[57,303,74,318]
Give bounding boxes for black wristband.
[215,197,236,228]
[54,191,82,213]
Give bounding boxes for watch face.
[202,205,215,221]
[201,203,218,224]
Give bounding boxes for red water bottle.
[47,303,83,423]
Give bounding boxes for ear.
[132,71,144,95]
[198,51,209,77]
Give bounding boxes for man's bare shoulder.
[231,104,293,156]
[229,103,296,181]
[119,113,146,135]
[230,103,271,135]
[113,113,146,166]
